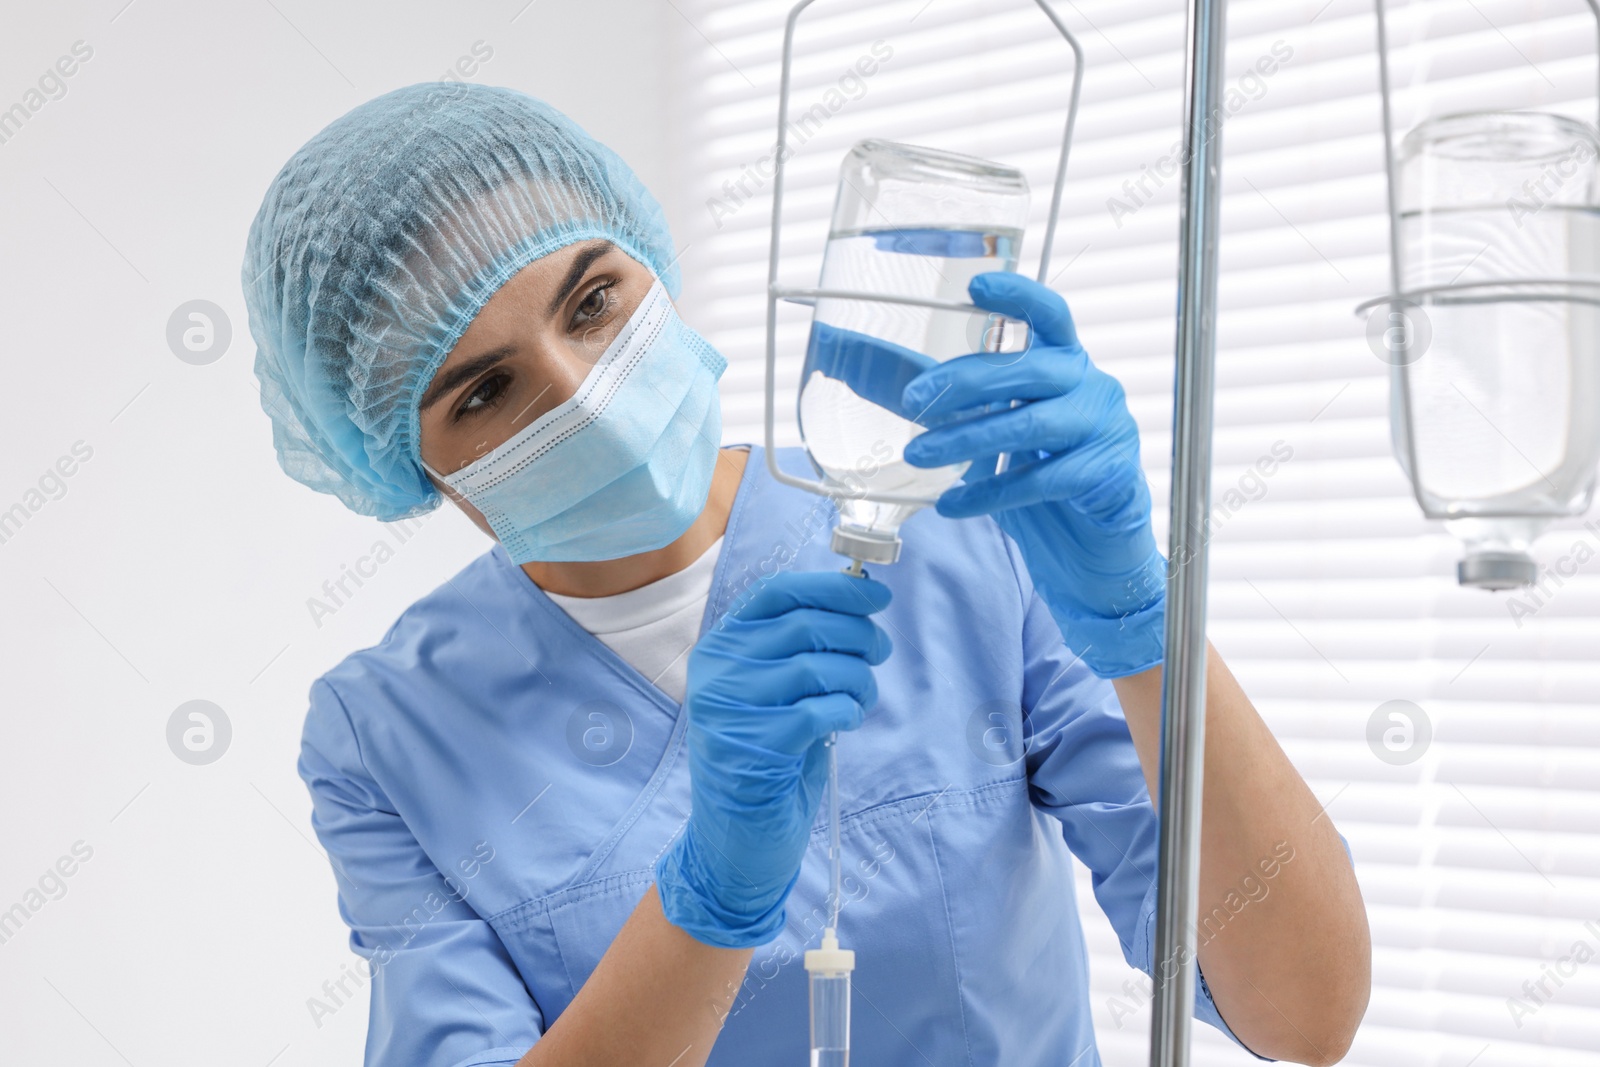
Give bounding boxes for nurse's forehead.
[430,239,618,366]
[478,238,620,319]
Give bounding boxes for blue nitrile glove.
[655,571,893,948]
[900,271,1166,678]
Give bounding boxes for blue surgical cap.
[242,82,683,521]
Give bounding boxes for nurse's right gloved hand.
[654,571,893,948]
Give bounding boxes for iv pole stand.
[1150,0,1227,1065]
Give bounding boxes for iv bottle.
[799,139,1031,564]
[1393,111,1600,588]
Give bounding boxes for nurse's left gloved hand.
[901,271,1166,679]
[655,571,893,948]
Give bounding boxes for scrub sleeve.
[299,677,542,1067]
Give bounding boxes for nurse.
[243,83,1369,1067]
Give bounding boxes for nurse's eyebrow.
[419,347,514,413]
[546,239,616,318]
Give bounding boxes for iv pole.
[1150,0,1227,1065]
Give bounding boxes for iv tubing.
[807,735,852,1067]
[827,733,842,933]
[804,558,863,1067]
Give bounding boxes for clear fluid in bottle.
[798,225,1024,539]
[1397,204,1600,515]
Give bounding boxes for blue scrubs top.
[298,445,1258,1067]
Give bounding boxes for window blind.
[667,1,1600,1063]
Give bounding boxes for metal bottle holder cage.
[1358,0,1600,521]
[761,0,1086,507]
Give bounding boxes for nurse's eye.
[572,280,616,329]
[456,371,510,420]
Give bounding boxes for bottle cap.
[803,928,856,975]
[831,525,900,565]
[1458,549,1537,590]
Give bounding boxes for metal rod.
[1374,0,1403,302]
[1150,0,1227,1064]
[1371,0,1429,515]
[1591,0,1600,130]
[1352,275,1600,315]
[1025,0,1086,282]
[763,0,820,494]
[772,284,1032,319]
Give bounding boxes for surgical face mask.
[422,279,727,563]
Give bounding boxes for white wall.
[0,2,679,1063]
